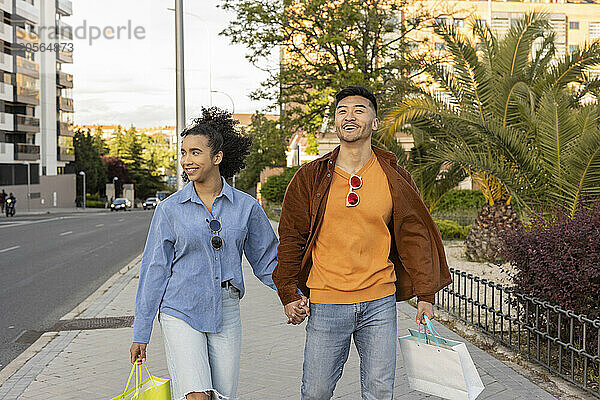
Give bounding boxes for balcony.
[0,20,12,43]
[16,0,40,25]
[58,96,73,112]
[15,26,39,46]
[15,115,40,133]
[0,51,13,73]
[57,49,73,64]
[0,82,13,102]
[56,0,72,16]
[16,88,39,105]
[0,0,11,13]
[0,112,14,131]
[57,71,73,88]
[57,121,74,137]
[57,20,72,40]
[57,146,75,162]
[14,143,40,161]
[16,56,39,78]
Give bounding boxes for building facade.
[0,0,75,209]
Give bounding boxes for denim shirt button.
[327,173,331,178]
[316,193,321,197]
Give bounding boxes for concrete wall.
[1,174,76,211]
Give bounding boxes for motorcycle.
[5,198,15,217]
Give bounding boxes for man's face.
[334,95,379,144]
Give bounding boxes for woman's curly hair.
[180,107,252,180]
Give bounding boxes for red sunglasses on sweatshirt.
[346,174,362,207]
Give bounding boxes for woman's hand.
[130,342,147,364]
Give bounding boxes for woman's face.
[180,134,222,183]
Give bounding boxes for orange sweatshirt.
[308,153,396,304]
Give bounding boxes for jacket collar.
[179,177,234,204]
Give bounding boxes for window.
[435,43,447,51]
[453,18,464,28]
[569,21,579,30]
[569,45,580,53]
[590,23,600,40]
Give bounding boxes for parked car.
[111,198,131,211]
[143,197,159,210]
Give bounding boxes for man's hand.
[130,342,147,364]
[416,301,434,325]
[284,296,310,325]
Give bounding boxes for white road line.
[95,224,104,227]
[118,219,124,222]
[59,231,73,236]
[0,245,20,253]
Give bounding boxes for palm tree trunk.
[465,201,521,262]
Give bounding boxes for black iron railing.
[436,268,600,398]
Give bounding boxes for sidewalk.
[0,256,555,399]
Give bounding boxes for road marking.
[118,219,124,222]
[0,216,76,229]
[0,246,20,253]
[95,224,104,227]
[59,231,73,236]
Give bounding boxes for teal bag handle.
[417,315,440,347]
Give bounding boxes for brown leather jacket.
[272,146,452,306]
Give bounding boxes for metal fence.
[436,268,600,398]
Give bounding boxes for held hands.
[416,300,434,325]
[130,342,147,364]
[284,296,310,325]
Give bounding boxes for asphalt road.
[0,209,153,369]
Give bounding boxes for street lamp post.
[113,176,118,199]
[174,0,186,191]
[211,90,235,114]
[79,171,86,209]
[23,161,30,211]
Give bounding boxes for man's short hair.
[335,86,378,114]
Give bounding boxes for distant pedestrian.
[0,189,5,213]
[131,107,279,400]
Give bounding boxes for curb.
[0,254,142,388]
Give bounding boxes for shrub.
[500,200,600,320]
[85,200,106,208]
[434,219,470,240]
[261,166,300,203]
[433,189,485,213]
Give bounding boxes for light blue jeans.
[160,286,242,400]
[301,294,397,400]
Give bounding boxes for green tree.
[92,126,108,156]
[237,113,287,191]
[221,0,437,134]
[108,125,125,157]
[73,128,107,196]
[383,12,600,260]
[119,126,169,199]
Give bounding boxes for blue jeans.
[301,294,397,400]
[160,286,242,400]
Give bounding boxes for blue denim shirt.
[133,179,278,343]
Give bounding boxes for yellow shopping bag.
[109,362,171,400]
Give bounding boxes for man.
[0,189,5,213]
[273,86,451,399]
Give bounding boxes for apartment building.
[0,0,75,209]
[411,0,600,72]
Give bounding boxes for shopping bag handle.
[417,315,440,347]
[121,360,159,397]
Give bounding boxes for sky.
[68,0,277,128]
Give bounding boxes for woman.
[130,108,282,400]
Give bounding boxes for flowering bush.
[500,201,600,319]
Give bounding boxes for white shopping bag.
[398,316,485,400]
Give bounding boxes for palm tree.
[382,12,600,261]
